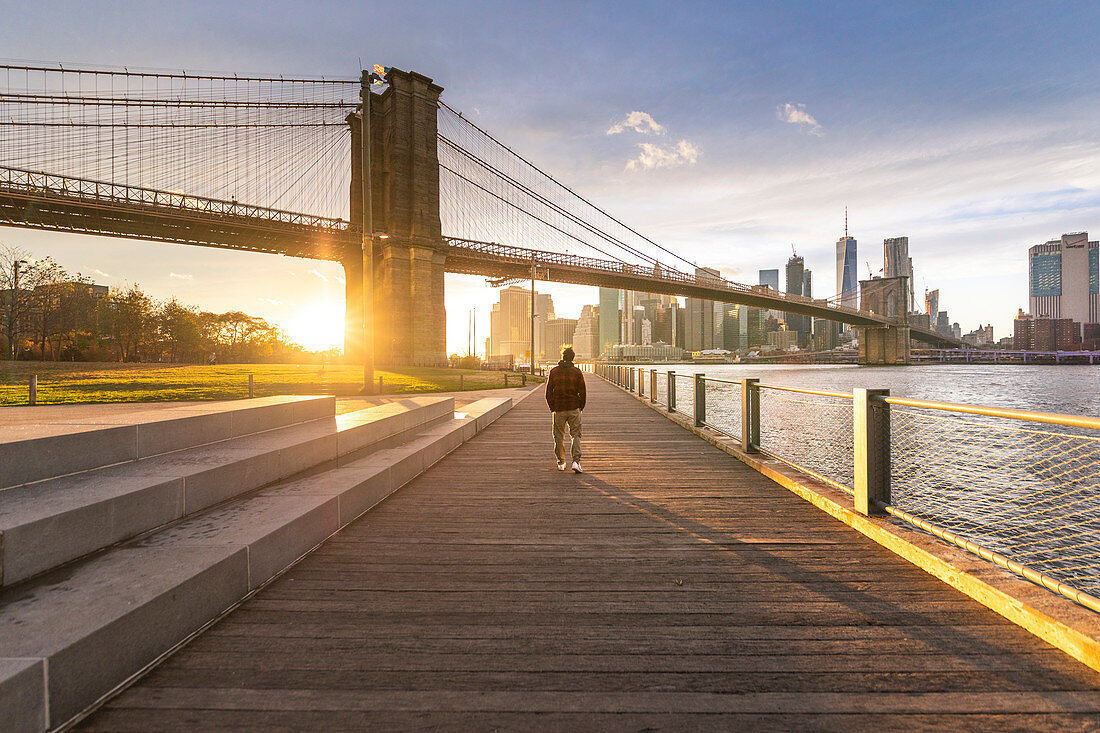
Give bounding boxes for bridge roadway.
[77,377,1100,730]
[0,166,958,346]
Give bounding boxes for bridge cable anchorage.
[437,100,698,272]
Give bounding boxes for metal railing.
[594,364,1100,612]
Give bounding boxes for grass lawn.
[0,362,543,405]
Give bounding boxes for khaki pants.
[552,409,582,463]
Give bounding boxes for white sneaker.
[571,461,583,473]
[557,461,567,471]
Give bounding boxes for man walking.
[545,346,586,473]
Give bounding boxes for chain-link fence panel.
[701,378,742,440]
[670,372,694,419]
[758,386,854,493]
[890,406,1100,595]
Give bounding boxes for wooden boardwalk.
[81,378,1100,731]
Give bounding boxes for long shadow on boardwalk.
[79,378,1100,732]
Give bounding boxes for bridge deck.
[80,378,1100,730]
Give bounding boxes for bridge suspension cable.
[437,101,699,274]
[0,62,358,221]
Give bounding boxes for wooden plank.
[79,378,1100,729]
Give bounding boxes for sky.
[3,0,1100,352]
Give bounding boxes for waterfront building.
[962,324,994,347]
[1013,310,1080,351]
[836,235,858,310]
[598,287,619,357]
[768,329,798,350]
[573,305,599,360]
[605,342,684,362]
[1028,232,1100,337]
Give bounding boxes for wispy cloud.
[260,297,284,306]
[777,103,824,137]
[169,272,193,280]
[626,140,700,171]
[607,111,666,136]
[91,268,114,279]
[310,269,329,283]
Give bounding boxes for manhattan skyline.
[2,1,1099,353]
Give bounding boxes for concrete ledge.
[0,396,335,488]
[0,658,45,733]
[0,398,451,588]
[0,545,248,728]
[0,394,519,731]
[603,376,1100,674]
[137,494,341,589]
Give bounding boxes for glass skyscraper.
[835,235,858,309]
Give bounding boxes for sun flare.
[280,301,345,352]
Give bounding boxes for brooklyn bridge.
[0,63,958,369]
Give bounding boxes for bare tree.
[0,244,65,360]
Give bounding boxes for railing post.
[29,374,37,406]
[629,368,635,393]
[637,368,643,397]
[741,378,759,452]
[667,371,676,412]
[854,388,891,516]
[248,373,254,398]
[650,369,657,403]
[694,373,705,427]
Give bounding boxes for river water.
[618,362,1100,596]
[637,363,1100,417]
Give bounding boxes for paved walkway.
[81,378,1100,731]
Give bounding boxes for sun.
[280,301,345,352]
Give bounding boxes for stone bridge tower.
[343,69,447,367]
[857,275,911,365]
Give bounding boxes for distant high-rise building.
[542,318,577,361]
[489,286,534,361]
[1028,232,1100,336]
[573,305,599,359]
[598,287,620,356]
[925,289,939,320]
[758,268,782,322]
[785,254,808,345]
[803,270,812,299]
[758,269,780,291]
[836,235,858,310]
[883,236,916,312]
[686,267,720,351]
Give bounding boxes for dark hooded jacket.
[545,359,586,412]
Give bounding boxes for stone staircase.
[0,393,513,731]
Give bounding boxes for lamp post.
[530,257,537,374]
[360,70,375,393]
[9,259,27,361]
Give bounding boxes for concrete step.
[0,396,455,587]
[0,395,512,731]
[0,395,336,488]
